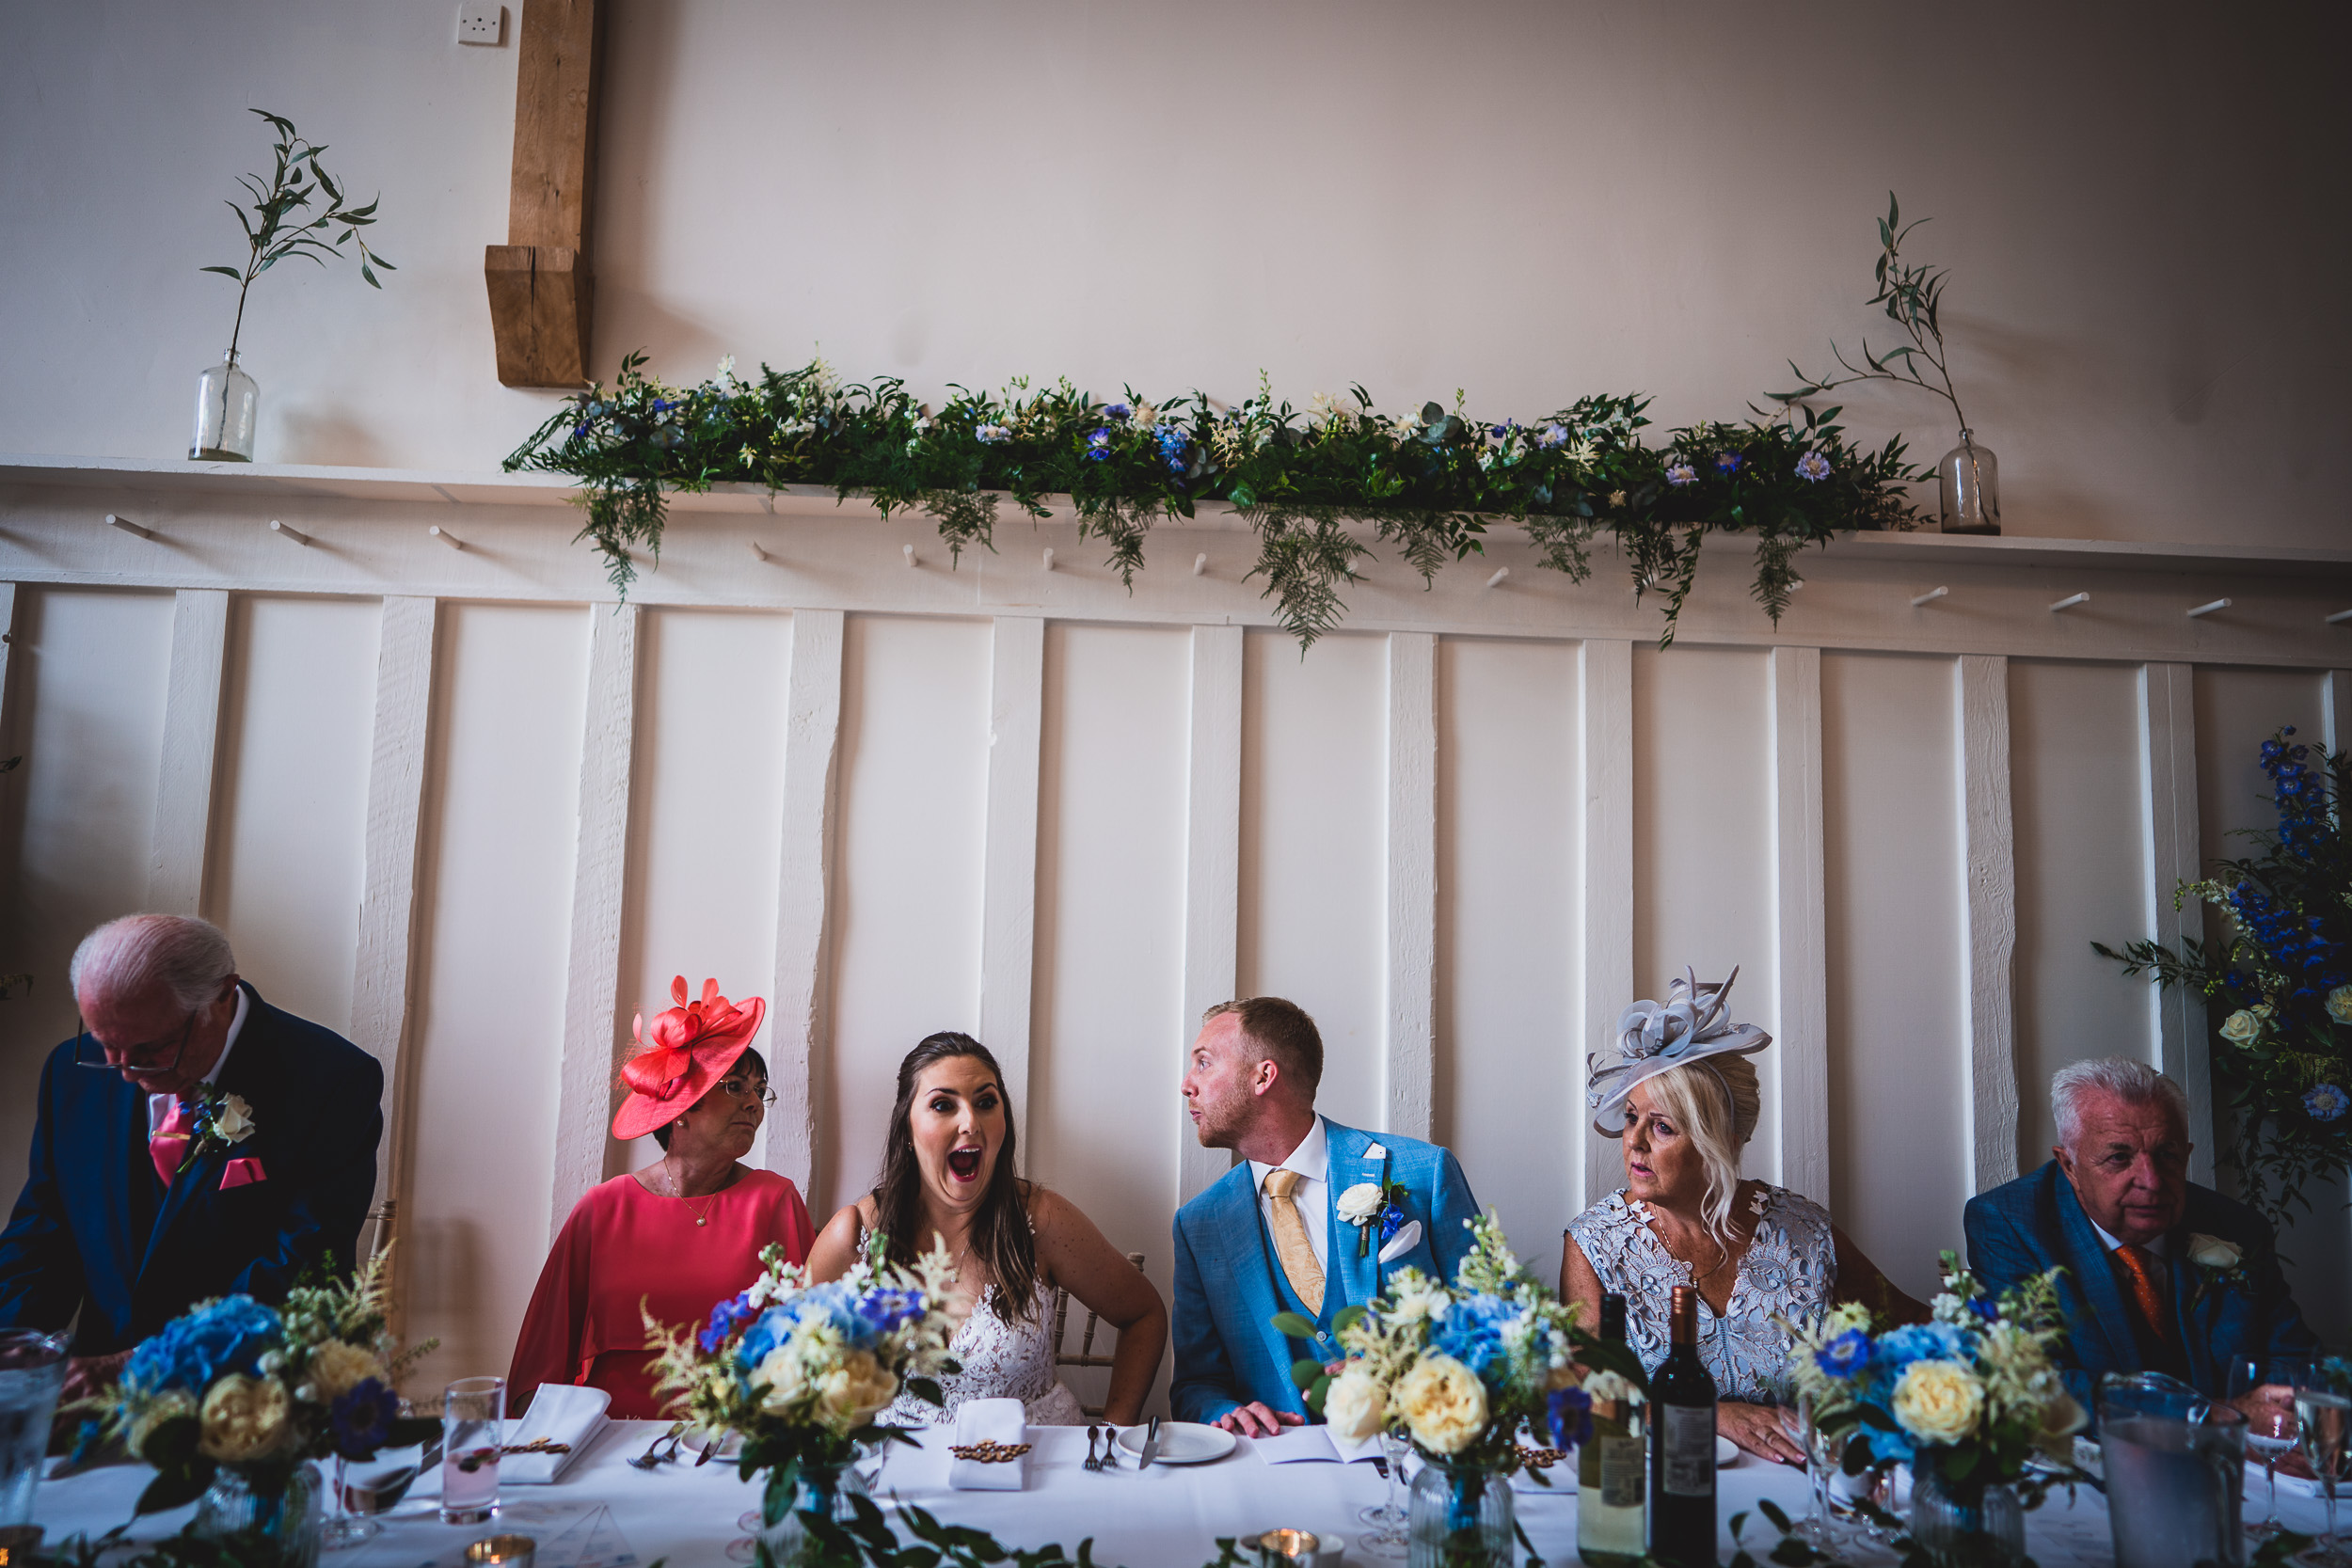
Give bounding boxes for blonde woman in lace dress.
[1559,972,1924,1462]
[805,1033,1167,1427]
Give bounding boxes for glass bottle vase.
[192,359,259,462]
[1908,1457,2025,1568]
[1406,1455,1515,1568]
[191,1461,323,1568]
[753,1455,876,1568]
[1936,431,1999,534]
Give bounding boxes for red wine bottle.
[1645,1284,1718,1567]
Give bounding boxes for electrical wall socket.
[457,4,502,45]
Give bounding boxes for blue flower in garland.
[1664,462,1697,486]
[1795,451,1832,483]
[975,423,1009,445]
[1537,423,1569,450]
[1156,427,1190,479]
[2306,1084,2349,1122]
[330,1377,400,1460]
[1086,427,1112,462]
[1714,451,1744,476]
[1547,1386,1594,1450]
[1104,403,1132,421]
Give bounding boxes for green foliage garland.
[2097,729,2352,1227]
[504,357,1922,648]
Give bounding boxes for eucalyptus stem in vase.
[1772,194,1996,533]
[191,109,393,462]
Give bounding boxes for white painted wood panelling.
[1434,637,1581,1275]
[1384,633,1438,1142]
[405,603,590,1382]
[1577,640,1633,1213]
[207,595,382,1039]
[2191,667,2347,1336]
[1238,631,1387,1135]
[0,589,175,1187]
[1177,626,1243,1206]
[1631,644,1780,1183]
[1768,646,1830,1206]
[764,610,844,1194]
[2137,662,2211,1187]
[618,610,793,1178]
[1822,652,1970,1301]
[1031,623,1191,1407]
[148,589,230,916]
[821,616,992,1217]
[1959,655,2022,1194]
[977,617,1045,1108]
[2008,659,2153,1168]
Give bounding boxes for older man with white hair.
[1964,1057,2322,1412]
[0,914,382,1392]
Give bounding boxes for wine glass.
[2293,1374,2351,1567]
[1354,1428,1410,1556]
[321,1452,380,1549]
[2230,1357,2297,1540]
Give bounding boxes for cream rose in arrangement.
[1397,1355,1488,1455]
[198,1373,293,1462]
[1890,1359,1984,1447]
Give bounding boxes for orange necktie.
[2112,1244,2171,1343]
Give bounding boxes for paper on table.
[1251,1427,1383,1465]
[503,1384,612,1484]
[948,1398,1027,1491]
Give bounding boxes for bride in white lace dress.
[804,1033,1168,1427]
[1561,972,1926,1462]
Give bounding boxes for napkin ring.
[501,1437,574,1456]
[1516,1444,1566,1470]
[948,1440,1032,1463]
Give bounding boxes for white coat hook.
[1041,547,1055,572]
[2327,609,2352,626]
[428,524,466,551]
[902,544,916,569]
[1909,586,1948,608]
[1485,567,1511,589]
[106,513,152,540]
[2049,593,2089,611]
[2187,597,2231,619]
[748,539,770,562]
[269,519,310,547]
[1192,553,1208,577]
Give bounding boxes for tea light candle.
[466,1534,537,1568]
[1249,1528,1320,1563]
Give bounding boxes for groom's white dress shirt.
[147,984,249,1136]
[1248,1114,1330,1277]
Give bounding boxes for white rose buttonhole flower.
[1336,1183,1385,1227]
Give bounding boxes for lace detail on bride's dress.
[884,1280,1086,1427]
[1565,1183,1836,1403]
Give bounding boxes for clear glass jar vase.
[192,359,259,462]
[752,1454,879,1568]
[192,1461,323,1568]
[1936,431,1999,534]
[1406,1455,1515,1568]
[1908,1456,2025,1568]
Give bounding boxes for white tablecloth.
[26,1420,2341,1567]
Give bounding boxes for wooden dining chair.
[1052,1251,1144,1418]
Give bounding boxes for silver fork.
[628,1422,685,1470]
[1082,1424,1102,1472]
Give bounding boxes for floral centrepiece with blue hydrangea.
[646,1236,961,1547]
[96,1250,438,1515]
[1784,1251,2085,1505]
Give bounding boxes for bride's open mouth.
[946,1145,985,1183]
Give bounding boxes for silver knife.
[1136,1414,1162,1470]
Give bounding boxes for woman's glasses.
[714,1076,776,1108]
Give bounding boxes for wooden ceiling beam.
[485,0,601,388]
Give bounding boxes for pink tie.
[151,1100,194,1187]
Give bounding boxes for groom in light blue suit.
[1171,997,1482,1434]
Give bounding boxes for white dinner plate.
[681,1426,743,1460]
[1115,1421,1238,1465]
[1715,1434,1740,1467]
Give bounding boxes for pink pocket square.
[219,1157,267,1191]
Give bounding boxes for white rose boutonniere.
[2185,1232,2248,1306]
[1336,1182,1383,1227]
[172,1086,261,1176]
[213,1093,257,1144]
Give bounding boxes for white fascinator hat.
[1586,966,1772,1137]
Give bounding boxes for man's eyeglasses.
[72,1008,199,1076]
[715,1076,776,1108]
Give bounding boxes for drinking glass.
[2294,1378,2350,1568]
[1791,1392,1845,1548]
[0,1329,70,1532]
[321,1453,379,1549]
[441,1377,506,1526]
[2230,1357,2297,1540]
[1354,1429,1409,1556]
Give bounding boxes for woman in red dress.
[508,976,815,1418]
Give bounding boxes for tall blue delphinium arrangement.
[2098,727,2352,1226]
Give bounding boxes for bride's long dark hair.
[872,1032,1038,1323]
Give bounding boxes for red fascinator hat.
[612,975,768,1140]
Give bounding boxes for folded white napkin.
[501,1384,611,1484]
[947,1398,1028,1491]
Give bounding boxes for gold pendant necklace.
[669,1159,718,1227]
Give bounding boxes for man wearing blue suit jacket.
[1172,996,1481,1434]
[1965,1057,2320,1417]
[0,915,382,1400]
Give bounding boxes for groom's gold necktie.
[1263,1168,1325,1316]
